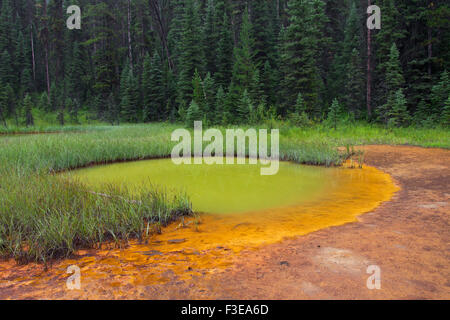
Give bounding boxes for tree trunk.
[43,0,50,97]
[366,0,372,119]
[30,25,35,81]
[127,0,134,73]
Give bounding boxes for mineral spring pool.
[58,158,399,285]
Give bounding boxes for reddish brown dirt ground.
[0,145,449,299]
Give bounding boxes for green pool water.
[67,158,346,214]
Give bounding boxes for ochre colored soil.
[0,145,449,299]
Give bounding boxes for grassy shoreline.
[0,122,448,263]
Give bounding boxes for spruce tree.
[231,8,255,95]
[120,62,140,123]
[237,89,253,123]
[328,98,340,130]
[203,72,216,121]
[281,0,327,117]
[379,43,406,125]
[441,96,450,127]
[215,9,233,89]
[430,70,449,118]
[38,92,50,111]
[0,0,13,55]
[177,0,205,107]
[345,48,365,118]
[192,69,205,113]
[186,100,202,126]
[22,94,34,127]
[143,51,164,122]
[0,82,7,127]
[250,0,277,69]
[388,89,410,127]
[0,51,14,85]
[215,85,228,124]
[295,93,306,114]
[203,0,217,74]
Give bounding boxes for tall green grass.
[0,122,448,263]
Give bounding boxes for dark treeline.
[0,0,448,128]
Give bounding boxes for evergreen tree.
[328,98,340,130]
[177,0,205,107]
[442,96,450,127]
[192,69,205,112]
[231,8,255,95]
[0,82,7,127]
[107,93,119,125]
[215,8,234,89]
[373,0,406,108]
[203,0,217,74]
[237,89,253,123]
[345,48,365,118]
[203,72,216,121]
[281,0,327,117]
[0,0,13,55]
[379,43,406,125]
[186,99,202,126]
[120,62,140,122]
[250,0,277,69]
[295,93,306,114]
[0,51,14,85]
[38,92,50,111]
[215,85,228,124]
[430,70,449,118]
[388,89,410,127]
[22,94,34,127]
[143,51,164,122]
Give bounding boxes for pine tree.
[215,8,233,89]
[250,0,277,69]
[215,85,228,124]
[0,82,7,127]
[22,94,34,127]
[295,93,306,114]
[237,89,253,123]
[3,83,15,125]
[281,0,327,117]
[373,0,406,109]
[0,50,14,85]
[107,93,119,125]
[231,8,255,95]
[441,96,450,127]
[168,0,185,70]
[413,99,430,126]
[379,43,406,124]
[345,48,365,118]
[65,97,79,124]
[0,0,13,55]
[261,60,275,106]
[143,51,164,122]
[430,70,449,118]
[177,0,205,107]
[192,69,205,112]
[203,0,217,74]
[203,72,216,121]
[328,98,340,130]
[120,62,140,122]
[186,99,202,126]
[388,89,410,127]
